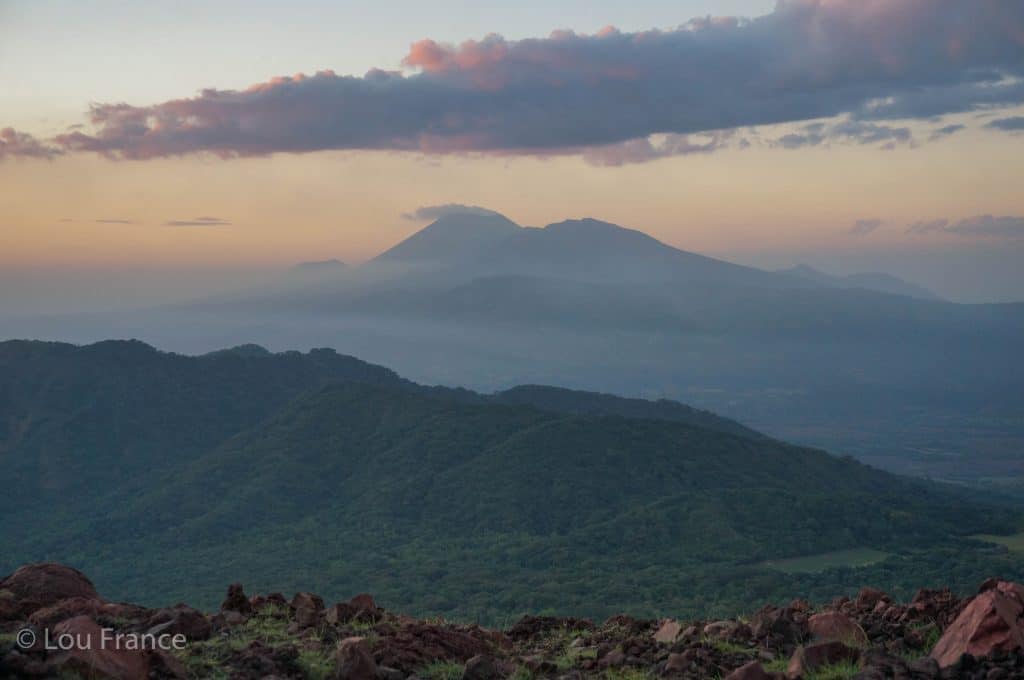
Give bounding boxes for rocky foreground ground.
[2,564,1023,679]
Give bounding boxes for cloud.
[21,1,1024,162]
[0,128,61,160]
[401,204,501,221]
[948,215,1024,238]
[772,119,913,149]
[907,215,1024,238]
[985,116,1024,131]
[163,216,231,226]
[95,218,136,224]
[849,218,882,236]
[928,123,965,140]
[906,219,950,234]
[581,130,737,166]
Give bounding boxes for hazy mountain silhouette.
[780,264,942,301]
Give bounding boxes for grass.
[971,532,1024,553]
[707,639,757,656]
[603,669,654,680]
[758,548,890,574]
[420,661,465,680]
[763,657,790,674]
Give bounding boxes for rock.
[724,661,779,680]
[786,641,859,679]
[521,654,558,674]
[0,563,99,614]
[144,605,212,641]
[377,666,405,680]
[220,583,252,615]
[222,610,246,626]
[462,654,500,680]
[47,615,184,680]
[750,605,807,650]
[856,587,888,609]
[663,653,688,674]
[335,636,377,680]
[250,592,289,611]
[28,597,150,629]
[806,611,868,647]
[930,581,1024,668]
[291,591,325,629]
[507,615,593,640]
[654,620,682,644]
[600,648,625,668]
[230,640,301,678]
[374,623,494,672]
[703,620,736,638]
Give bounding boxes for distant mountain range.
[1,339,1020,621]
[1,212,1020,491]
[778,264,941,301]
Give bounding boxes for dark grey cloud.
[0,127,61,160]
[581,130,736,166]
[96,218,136,224]
[773,119,913,149]
[985,116,1024,131]
[849,218,882,236]
[163,216,231,226]
[928,124,965,141]
[10,1,1021,162]
[402,204,501,221]
[908,215,1024,238]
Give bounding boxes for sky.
[2,0,1023,305]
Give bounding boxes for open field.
[758,548,890,574]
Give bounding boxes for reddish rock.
[663,652,688,674]
[725,661,780,680]
[856,587,888,609]
[807,611,868,647]
[0,563,99,613]
[144,605,212,641]
[374,623,494,672]
[930,581,1024,668]
[786,641,859,679]
[249,592,288,611]
[653,619,682,644]
[291,591,325,629]
[507,615,593,640]
[335,636,377,680]
[462,654,500,680]
[229,640,301,678]
[703,620,736,638]
[220,583,252,615]
[48,615,184,680]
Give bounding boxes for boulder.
[462,654,500,680]
[724,661,780,680]
[786,641,858,679]
[930,581,1024,668]
[0,563,99,613]
[856,587,888,609]
[291,592,325,629]
[703,620,736,638]
[144,605,212,641]
[806,611,868,647]
[229,640,301,677]
[335,636,377,680]
[653,619,682,644]
[662,652,688,674]
[48,615,184,680]
[220,583,252,615]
